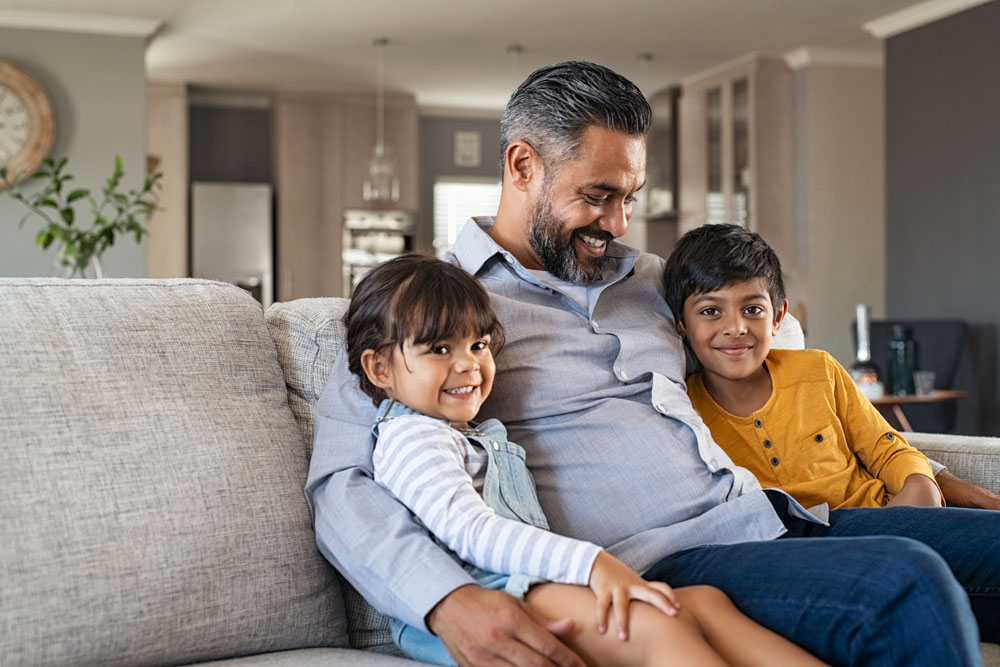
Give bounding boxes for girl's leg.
[525,582,729,667]
[675,586,827,667]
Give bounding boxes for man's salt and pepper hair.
[500,60,652,173]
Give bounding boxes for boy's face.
[676,278,787,388]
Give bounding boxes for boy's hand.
[587,551,679,640]
[886,473,944,507]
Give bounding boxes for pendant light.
[363,37,400,202]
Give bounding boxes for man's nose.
[598,200,629,238]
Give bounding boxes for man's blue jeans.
[644,495,999,666]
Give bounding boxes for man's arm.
[307,351,584,666]
[935,469,1000,510]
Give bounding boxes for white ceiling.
[0,0,939,111]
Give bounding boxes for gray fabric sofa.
[2,278,998,666]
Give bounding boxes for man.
[309,61,999,666]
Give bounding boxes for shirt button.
[654,403,664,413]
[770,456,780,466]
[814,434,824,443]
[491,440,500,450]
[505,255,514,264]
[591,319,599,329]
[754,419,763,428]
[619,369,628,381]
[763,439,772,448]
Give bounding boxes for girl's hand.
[587,551,680,640]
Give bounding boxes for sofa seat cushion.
[0,279,347,667]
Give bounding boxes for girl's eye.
[430,345,449,355]
[700,307,720,317]
[745,305,765,316]
[471,340,488,351]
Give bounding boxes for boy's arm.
[828,354,942,503]
[885,472,943,507]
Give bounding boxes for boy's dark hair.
[345,253,506,405]
[663,224,786,325]
[500,61,651,171]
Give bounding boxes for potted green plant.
[1,155,162,278]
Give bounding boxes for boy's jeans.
[645,495,999,666]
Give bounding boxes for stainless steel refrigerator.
[191,182,274,307]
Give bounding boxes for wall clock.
[0,60,55,188]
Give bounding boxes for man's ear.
[772,299,789,334]
[360,349,393,391]
[504,140,543,194]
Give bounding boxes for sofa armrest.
[907,432,1000,494]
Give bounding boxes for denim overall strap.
[463,419,550,531]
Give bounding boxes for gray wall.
[418,115,502,250]
[885,0,1000,435]
[0,27,148,278]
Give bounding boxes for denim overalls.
[373,399,551,665]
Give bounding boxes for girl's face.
[365,331,495,429]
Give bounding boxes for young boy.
[663,224,943,510]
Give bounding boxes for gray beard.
[527,197,614,284]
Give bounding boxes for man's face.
[527,126,645,284]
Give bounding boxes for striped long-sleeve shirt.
[373,413,600,587]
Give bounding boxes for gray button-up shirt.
[307,217,791,631]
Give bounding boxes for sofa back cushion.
[265,297,400,654]
[0,279,347,667]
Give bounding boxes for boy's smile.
[677,278,787,404]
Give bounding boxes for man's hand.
[587,551,679,640]
[935,469,1000,510]
[426,584,585,667]
[886,473,943,507]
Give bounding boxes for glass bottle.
[886,324,918,396]
[850,304,883,398]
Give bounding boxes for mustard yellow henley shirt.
[687,348,939,510]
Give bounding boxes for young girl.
[345,253,825,667]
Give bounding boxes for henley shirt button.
[504,255,514,264]
[618,369,628,380]
[591,319,599,329]
[763,439,772,448]
[491,440,499,450]
[754,419,763,428]
[815,434,824,443]
[770,456,780,466]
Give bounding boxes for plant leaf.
[67,188,89,203]
[61,208,75,225]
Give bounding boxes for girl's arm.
[374,415,680,637]
[374,415,600,585]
